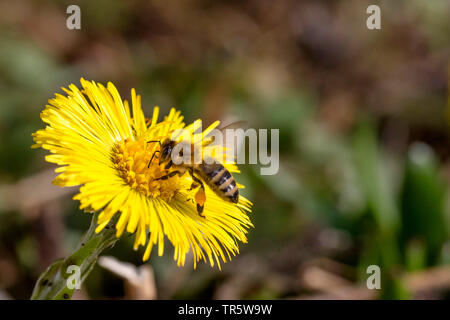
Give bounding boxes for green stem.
[30,213,119,300]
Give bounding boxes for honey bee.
[147,122,243,217]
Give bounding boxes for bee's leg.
[165,160,173,170]
[188,169,206,217]
[155,170,183,181]
[186,181,199,205]
[189,182,199,190]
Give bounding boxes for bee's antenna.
[146,140,161,168]
[148,150,160,168]
[146,140,161,146]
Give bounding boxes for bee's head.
[159,139,175,163]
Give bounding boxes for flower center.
[112,138,187,201]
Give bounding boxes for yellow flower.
[32,79,253,269]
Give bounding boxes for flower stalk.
[31,213,119,300]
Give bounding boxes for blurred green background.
[0,0,449,299]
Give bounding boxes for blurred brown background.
[0,0,449,299]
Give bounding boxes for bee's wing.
[203,121,247,145]
[203,120,248,162]
[217,121,248,132]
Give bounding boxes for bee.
[147,122,243,217]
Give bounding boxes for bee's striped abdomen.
[199,162,239,203]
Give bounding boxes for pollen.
[33,79,253,268]
[112,138,187,202]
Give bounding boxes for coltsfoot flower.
[32,79,253,269]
